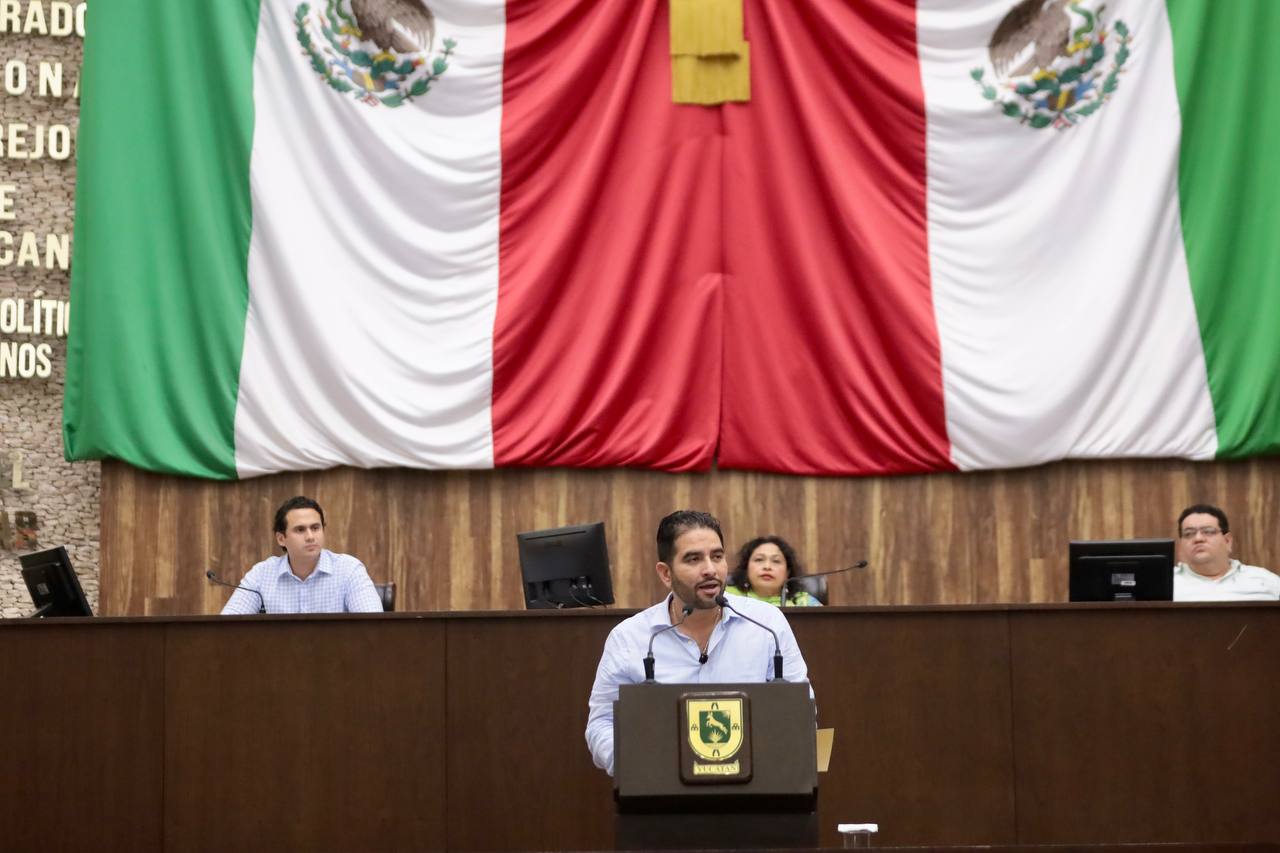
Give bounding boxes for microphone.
[644,601,694,682]
[206,569,266,614]
[715,594,784,681]
[780,560,869,606]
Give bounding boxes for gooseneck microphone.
[644,602,694,682]
[715,593,784,681]
[780,560,870,607]
[206,569,266,614]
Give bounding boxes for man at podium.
[586,510,812,775]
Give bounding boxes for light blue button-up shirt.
[585,593,811,775]
[220,549,384,614]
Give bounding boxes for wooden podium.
[613,681,818,849]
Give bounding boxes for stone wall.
[0,3,98,618]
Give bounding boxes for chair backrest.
[787,575,828,606]
[374,582,396,612]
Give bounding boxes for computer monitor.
[20,546,93,617]
[1068,539,1175,602]
[517,522,614,609]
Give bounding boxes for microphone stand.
[644,602,693,682]
[780,560,869,606]
[715,594,784,681]
[206,570,266,614]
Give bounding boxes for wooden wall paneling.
[129,466,163,615]
[486,468,538,609]
[316,466,376,581]
[0,623,164,853]
[1233,459,1280,570]
[98,458,132,615]
[1023,462,1074,601]
[443,471,476,610]
[98,457,1280,615]
[991,468,1040,603]
[924,471,989,603]
[484,470,509,608]
[1008,606,1280,844]
[807,473,876,606]
[163,617,448,852]
[146,475,179,612]
[444,612,617,851]
[721,468,805,549]
[872,474,960,604]
[791,608,1018,848]
[607,470,651,605]
[462,469,497,608]
[178,477,212,614]
[385,467,436,612]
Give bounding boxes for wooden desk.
[1,604,1276,852]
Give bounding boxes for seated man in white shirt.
[220,495,384,614]
[585,510,811,776]
[1173,504,1280,602]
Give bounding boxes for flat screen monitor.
[20,546,93,617]
[517,522,614,609]
[1068,539,1175,602]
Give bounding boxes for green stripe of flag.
[1169,0,1280,458]
[63,0,261,478]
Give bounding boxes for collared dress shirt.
[220,549,384,614]
[1173,559,1280,602]
[585,593,812,776]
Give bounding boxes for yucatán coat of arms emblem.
[680,694,752,783]
[971,0,1131,130]
[294,0,455,108]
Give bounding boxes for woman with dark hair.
[724,535,822,607]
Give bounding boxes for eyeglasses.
[1179,526,1222,540]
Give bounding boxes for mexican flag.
[65,0,1280,479]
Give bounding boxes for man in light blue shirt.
[585,510,811,776]
[220,496,384,615]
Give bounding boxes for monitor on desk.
[517,522,614,608]
[1068,539,1175,602]
[21,546,93,617]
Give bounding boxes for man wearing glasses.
[1174,504,1280,601]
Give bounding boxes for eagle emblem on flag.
[294,0,456,108]
[970,1,1131,130]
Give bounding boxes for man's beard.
[672,576,722,609]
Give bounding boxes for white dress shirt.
[1173,559,1280,602]
[585,593,811,776]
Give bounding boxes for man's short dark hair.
[274,496,326,536]
[656,510,723,564]
[1177,504,1229,535]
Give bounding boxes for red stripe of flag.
[494,0,951,475]
[493,0,726,470]
[719,0,952,475]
